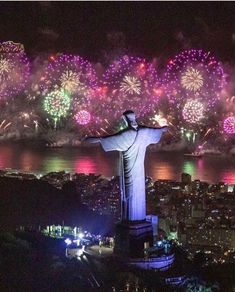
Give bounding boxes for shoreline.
[0,168,234,186]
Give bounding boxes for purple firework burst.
[40,54,98,109]
[0,41,30,99]
[101,55,161,120]
[164,49,225,109]
[223,116,235,134]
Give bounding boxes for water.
[0,143,234,183]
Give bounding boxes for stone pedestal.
[114,220,153,258]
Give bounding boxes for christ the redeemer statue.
[84,110,167,222]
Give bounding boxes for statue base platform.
[114,220,153,258]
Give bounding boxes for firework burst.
[0,57,13,80]
[223,116,235,134]
[75,110,91,125]
[0,41,30,99]
[164,49,225,109]
[182,99,204,124]
[181,67,203,92]
[120,75,141,95]
[150,112,168,127]
[102,55,160,121]
[40,54,98,107]
[43,88,71,128]
[59,70,86,94]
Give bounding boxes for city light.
[73,239,81,246]
[78,232,84,239]
[65,238,72,245]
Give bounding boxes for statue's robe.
[100,126,164,221]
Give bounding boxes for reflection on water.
[222,172,235,184]
[147,161,174,180]
[20,152,41,172]
[42,157,71,173]
[0,144,234,183]
[0,146,14,169]
[183,161,196,178]
[75,157,97,174]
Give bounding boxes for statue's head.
[122,110,138,130]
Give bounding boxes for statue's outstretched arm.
[145,125,168,132]
[82,130,124,144]
[83,129,127,152]
[160,126,168,133]
[144,125,168,145]
[82,136,101,144]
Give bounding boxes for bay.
[0,144,234,184]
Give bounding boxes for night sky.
[0,2,235,63]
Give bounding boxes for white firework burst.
[60,70,86,94]
[151,113,168,126]
[182,99,204,123]
[0,57,12,81]
[120,75,141,95]
[181,67,203,92]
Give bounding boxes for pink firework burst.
[75,110,91,125]
[223,116,235,134]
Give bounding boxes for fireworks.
[164,49,225,108]
[59,70,86,94]
[0,57,13,80]
[150,113,168,126]
[182,99,204,124]
[223,116,235,134]
[0,40,233,147]
[40,54,98,132]
[43,88,71,127]
[0,119,12,133]
[41,54,97,102]
[120,75,141,95]
[0,41,30,98]
[102,55,160,119]
[75,110,91,125]
[181,67,203,92]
